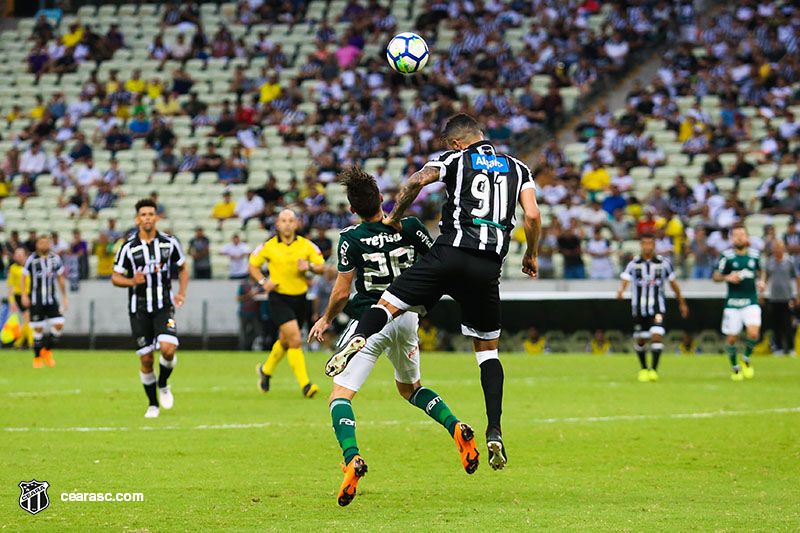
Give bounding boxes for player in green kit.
[713,223,763,381]
[308,167,479,507]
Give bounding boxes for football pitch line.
[5,406,800,433]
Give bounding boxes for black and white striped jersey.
[113,231,186,313]
[21,253,65,306]
[620,255,675,317]
[423,140,536,258]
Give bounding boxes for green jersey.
[715,247,761,308]
[337,217,433,319]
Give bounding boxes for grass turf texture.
[1,351,799,531]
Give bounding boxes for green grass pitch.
[1,350,799,531]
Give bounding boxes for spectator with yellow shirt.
[587,329,611,354]
[62,23,83,47]
[92,232,115,279]
[523,327,549,355]
[211,191,236,229]
[580,157,610,200]
[124,69,146,95]
[259,74,281,103]
[418,317,440,351]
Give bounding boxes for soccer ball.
[386,32,429,75]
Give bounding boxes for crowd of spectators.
[530,1,800,279]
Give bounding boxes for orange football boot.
[453,422,480,474]
[41,348,55,367]
[32,356,44,368]
[337,455,368,507]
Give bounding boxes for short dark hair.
[442,113,481,143]
[135,198,157,214]
[338,166,381,219]
[732,222,747,232]
[640,233,654,240]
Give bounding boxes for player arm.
[323,270,355,322]
[519,187,541,259]
[308,269,355,343]
[385,165,440,227]
[57,272,68,308]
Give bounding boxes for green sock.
[330,398,359,464]
[726,344,738,368]
[409,387,459,437]
[743,339,756,364]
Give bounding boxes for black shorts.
[268,292,307,327]
[14,295,26,312]
[633,313,665,338]
[384,244,502,339]
[129,306,178,355]
[30,303,62,323]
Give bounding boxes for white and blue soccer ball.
[386,32,429,75]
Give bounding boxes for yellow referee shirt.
[249,236,324,296]
[7,264,30,295]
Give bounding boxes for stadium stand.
[539,0,800,279]
[0,0,685,280]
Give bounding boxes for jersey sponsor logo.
[737,269,756,279]
[138,263,163,274]
[416,230,433,248]
[471,154,509,172]
[359,233,403,248]
[167,318,176,329]
[728,298,753,307]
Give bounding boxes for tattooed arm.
[383,165,441,229]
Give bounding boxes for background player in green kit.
[308,167,479,507]
[713,223,763,381]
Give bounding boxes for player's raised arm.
[384,165,440,228]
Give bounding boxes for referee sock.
[409,387,459,437]
[650,343,663,371]
[140,371,159,407]
[479,355,504,431]
[261,341,287,376]
[158,354,177,388]
[287,348,310,388]
[726,344,739,368]
[353,305,393,339]
[330,398,359,464]
[634,343,647,369]
[743,338,756,365]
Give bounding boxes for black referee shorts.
[383,244,502,339]
[268,292,307,327]
[14,295,27,312]
[129,306,178,355]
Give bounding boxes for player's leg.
[29,306,45,368]
[257,293,292,392]
[131,311,159,416]
[30,321,45,368]
[633,319,650,381]
[648,317,665,382]
[280,318,317,397]
[741,305,761,379]
[155,308,179,409]
[330,340,381,507]
[41,308,64,367]
[449,249,506,470]
[326,247,446,377]
[722,308,744,380]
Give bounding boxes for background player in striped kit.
[112,198,188,418]
[20,235,68,368]
[325,114,542,470]
[618,234,688,382]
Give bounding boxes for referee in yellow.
[249,209,326,397]
[7,247,33,348]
